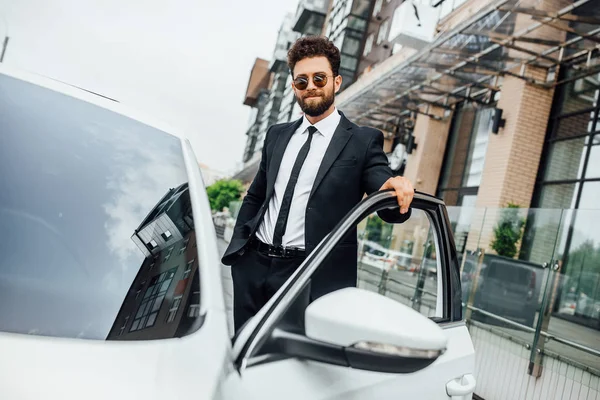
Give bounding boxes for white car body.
[0,65,476,400]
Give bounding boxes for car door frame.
[231,190,463,371]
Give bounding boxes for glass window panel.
[578,181,600,210]
[143,286,153,299]
[552,207,600,342]
[143,300,153,316]
[438,104,477,190]
[135,302,148,319]
[537,183,579,209]
[463,108,493,187]
[553,111,597,139]
[357,209,441,319]
[146,312,158,328]
[340,55,358,71]
[347,15,367,32]
[584,135,600,179]
[151,295,165,313]
[542,137,587,182]
[130,320,140,332]
[342,37,361,56]
[159,279,171,293]
[558,71,600,114]
[0,74,206,341]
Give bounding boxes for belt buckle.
[268,246,284,258]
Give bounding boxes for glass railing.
[445,205,600,374]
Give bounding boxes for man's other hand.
[379,176,414,214]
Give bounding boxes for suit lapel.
[266,118,303,197]
[309,114,353,201]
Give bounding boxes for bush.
[206,179,244,212]
[490,203,525,258]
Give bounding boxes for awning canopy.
[337,0,600,134]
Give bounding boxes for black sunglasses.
[293,73,335,90]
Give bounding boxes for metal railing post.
[378,269,389,295]
[465,248,486,322]
[528,260,562,377]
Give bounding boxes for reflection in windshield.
[0,74,202,340]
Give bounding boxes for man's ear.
[334,74,343,93]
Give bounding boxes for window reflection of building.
[107,183,202,340]
[527,59,600,330]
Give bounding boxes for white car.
[0,66,476,400]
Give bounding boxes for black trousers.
[231,247,307,333]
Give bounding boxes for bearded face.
[296,86,335,117]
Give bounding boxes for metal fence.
[358,205,600,399]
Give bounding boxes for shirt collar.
[298,108,341,139]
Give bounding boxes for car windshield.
[0,74,201,341]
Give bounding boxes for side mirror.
[264,288,446,374]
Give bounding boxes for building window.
[526,60,600,329]
[188,304,201,318]
[437,103,494,207]
[377,19,389,45]
[183,260,194,279]
[363,34,374,57]
[161,230,172,241]
[178,238,189,255]
[147,240,158,250]
[166,295,183,323]
[163,246,174,262]
[534,67,600,210]
[130,268,177,332]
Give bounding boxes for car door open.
[234,190,475,400]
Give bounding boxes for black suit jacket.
[222,111,410,299]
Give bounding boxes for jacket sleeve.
[362,129,411,223]
[362,129,393,194]
[231,126,272,239]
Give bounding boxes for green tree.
[490,203,526,258]
[206,179,244,212]
[366,215,384,243]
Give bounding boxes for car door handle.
[446,374,476,398]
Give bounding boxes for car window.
[357,209,442,319]
[0,74,202,340]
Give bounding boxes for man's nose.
[306,76,317,90]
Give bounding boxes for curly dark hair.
[287,36,340,77]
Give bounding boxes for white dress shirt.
[256,108,342,249]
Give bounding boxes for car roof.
[0,64,187,143]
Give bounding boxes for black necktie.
[272,126,317,247]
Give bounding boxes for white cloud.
[0,0,300,175]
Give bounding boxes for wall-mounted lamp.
[492,107,506,134]
[406,133,418,154]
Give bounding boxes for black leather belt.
[248,236,306,258]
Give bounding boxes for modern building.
[324,0,374,90]
[233,15,300,185]
[278,0,331,124]
[336,0,600,329]
[107,183,201,340]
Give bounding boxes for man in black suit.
[222,36,414,332]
